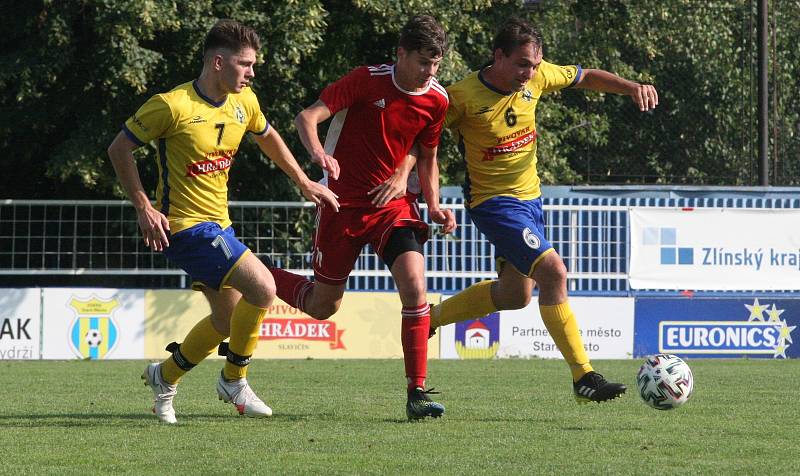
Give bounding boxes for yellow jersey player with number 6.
[447,60,580,209]
[429,17,658,403]
[108,19,338,424]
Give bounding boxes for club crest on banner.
[68,296,119,359]
[455,313,500,359]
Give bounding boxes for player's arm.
[416,144,456,234]
[368,145,418,207]
[107,131,170,251]
[573,69,658,112]
[252,127,339,212]
[294,99,340,180]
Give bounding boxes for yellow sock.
[160,315,227,384]
[223,299,267,380]
[539,301,594,381]
[431,280,498,328]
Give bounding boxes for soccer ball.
[85,329,103,347]
[637,354,694,410]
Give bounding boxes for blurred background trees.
[2,0,797,201]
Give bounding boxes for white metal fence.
[5,196,795,292]
[0,199,629,292]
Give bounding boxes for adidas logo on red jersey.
[373,99,386,109]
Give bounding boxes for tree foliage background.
[2,0,798,201]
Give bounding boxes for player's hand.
[368,171,408,207]
[429,208,456,234]
[299,179,340,212]
[631,84,658,112]
[310,149,340,181]
[136,206,170,251]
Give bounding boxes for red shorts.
[312,203,428,285]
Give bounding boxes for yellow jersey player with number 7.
[429,17,658,403]
[107,19,339,423]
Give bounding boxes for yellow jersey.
[445,61,581,207]
[123,81,269,233]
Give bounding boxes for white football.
[637,354,694,410]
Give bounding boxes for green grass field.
[2,358,797,475]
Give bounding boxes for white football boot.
[141,363,178,424]
[216,371,273,417]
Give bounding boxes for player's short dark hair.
[399,15,447,57]
[492,17,543,57]
[203,19,261,56]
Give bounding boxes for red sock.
[401,303,430,390]
[269,267,313,311]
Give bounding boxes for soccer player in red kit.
[262,15,456,420]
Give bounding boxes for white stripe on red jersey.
[318,64,448,208]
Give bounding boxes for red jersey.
[319,64,448,208]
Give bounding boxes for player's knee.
[209,313,231,336]
[537,255,567,285]
[262,283,277,304]
[258,279,277,300]
[309,301,340,321]
[493,284,531,310]
[242,280,275,309]
[402,281,427,306]
[548,261,568,286]
[506,291,532,310]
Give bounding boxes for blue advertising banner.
[634,297,798,359]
